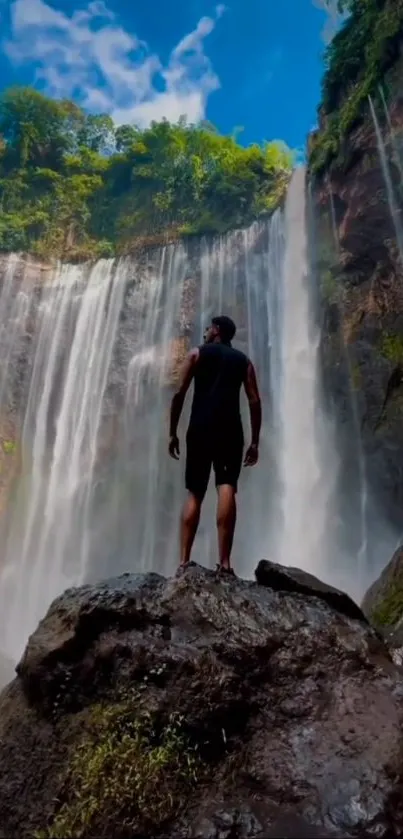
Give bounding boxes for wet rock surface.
[1,562,403,838]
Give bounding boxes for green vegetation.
[2,440,16,455]
[0,86,293,260]
[309,0,403,174]
[38,695,200,839]
[369,579,403,627]
[350,361,362,390]
[379,332,403,363]
[320,268,339,303]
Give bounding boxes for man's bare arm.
[243,360,262,466]
[169,348,199,459]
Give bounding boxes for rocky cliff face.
[362,543,403,665]
[310,50,403,564]
[1,561,403,839]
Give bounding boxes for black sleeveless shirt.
[188,343,248,438]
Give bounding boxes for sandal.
[176,561,196,577]
[215,564,236,578]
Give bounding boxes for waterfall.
[369,95,403,262]
[0,168,346,662]
[0,260,129,657]
[278,168,337,578]
[379,85,403,187]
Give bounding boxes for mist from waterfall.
[0,168,369,662]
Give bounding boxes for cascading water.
[0,168,353,663]
[0,260,129,657]
[278,168,337,577]
[379,85,403,187]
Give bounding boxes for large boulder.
[255,559,367,623]
[1,561,403,838]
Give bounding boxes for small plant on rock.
[380,332,403,364]
[370,579,403,628]
[320,269,339,303]
[37,691,200,839]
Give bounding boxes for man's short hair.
[212,315,236,344]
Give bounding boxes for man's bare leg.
[216,484,237,571]
[180,492,202,567]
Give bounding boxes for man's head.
[204,315,236,346]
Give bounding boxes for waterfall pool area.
[0,168,398,664]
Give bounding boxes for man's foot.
[215,563,236,578]
[176,561,196,577]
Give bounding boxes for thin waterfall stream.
[379,85,403,187]
[369,95,403,262]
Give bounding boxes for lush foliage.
[37,695,200,839]
[309,0,403,174]
[369,577,403,627]
[380,332,403,364]
[0,87,293,259]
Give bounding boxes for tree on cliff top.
[0,86,293,260]
[309,0,402,174]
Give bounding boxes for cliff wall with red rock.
[309,47,403,567]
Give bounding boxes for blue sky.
[0,0,343,151]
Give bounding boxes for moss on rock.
[320,269,339,304]
[368,575,403,627]
[379,332,403,364]
[350,361,362,391]
[362,547,403,630]
[37,690,200,839]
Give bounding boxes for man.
[169,315,261,575]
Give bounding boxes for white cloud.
[5,0,223,126]
[312,0,347,43]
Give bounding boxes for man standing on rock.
[169,315,261,575]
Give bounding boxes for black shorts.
[185,429,244,500]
